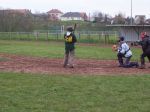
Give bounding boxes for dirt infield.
[0,53,150,75]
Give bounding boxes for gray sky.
[0,0,150,18]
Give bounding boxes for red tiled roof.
[47,9,63,14]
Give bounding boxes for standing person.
[117,36,139,68]
[63,26,77,68]
[139,32,150,69]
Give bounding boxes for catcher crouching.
[115,36,139,68]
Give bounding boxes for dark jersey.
[140,36,150,52]
[64,32,77,52]
[64,33,77,43]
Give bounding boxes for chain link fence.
[0,31,118,44]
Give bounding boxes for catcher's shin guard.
[117,53,124,66]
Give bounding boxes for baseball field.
[0,40,150,112]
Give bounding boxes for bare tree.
[0,9,33,32]
[92,11,112,24]
[113,13,126,24]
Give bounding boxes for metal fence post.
[46,32,48,40]
[78,33,80,39]
[9,32,12,40]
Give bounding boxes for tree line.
[0,10,149,32]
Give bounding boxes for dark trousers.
[140,50,150,65]
[117,53,138,68]
[117,53,124,65]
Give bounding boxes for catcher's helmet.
[119,36,124,41]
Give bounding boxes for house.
[60,12,88,21]
[80,12,88,20]
[47,9,63,21]
[134,15,146,25]
[145,18,150,25]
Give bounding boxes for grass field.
[0,72,150,112]
[0,40,149,112]
[0,40,142,60]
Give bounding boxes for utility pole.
[131,0,133,25]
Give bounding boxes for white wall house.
[61,12,87,21]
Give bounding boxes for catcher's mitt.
[112,44,117,51]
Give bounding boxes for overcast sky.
[0,0,150,18]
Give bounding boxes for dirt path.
[0,53,150,75]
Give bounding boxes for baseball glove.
[112,44,117,51]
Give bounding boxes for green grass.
[0,72,150,112]
[0,40,64,58]
[0,40,149,112]
[0,40,142,60]
[0,57,10,62]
